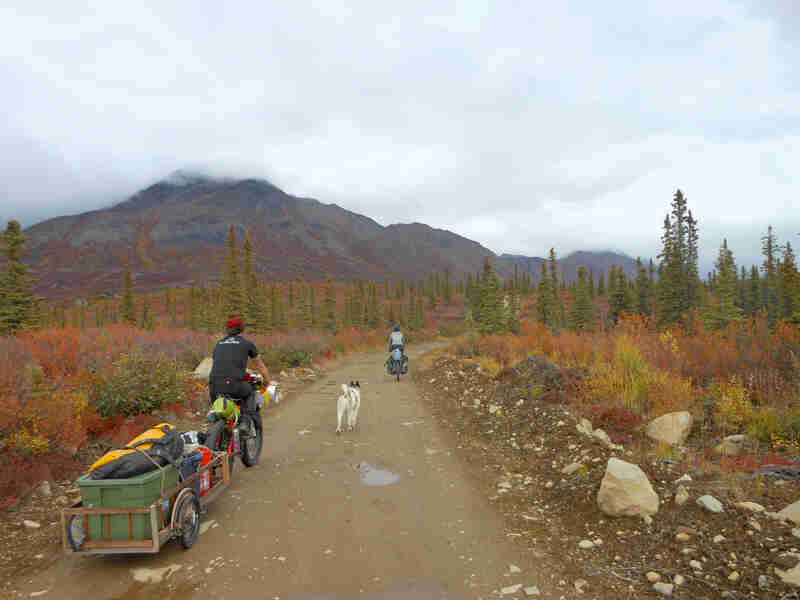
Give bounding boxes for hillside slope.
[23,172,501,296]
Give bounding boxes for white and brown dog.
[336,381,361,434]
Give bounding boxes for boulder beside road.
[597,458,659,518]
[192,357,213,380]
[646,411,693,446]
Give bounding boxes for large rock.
[776,500,800,525]
[713,434,756,456]
[697,495,724,513]
[775,553,800,587]
[192,358,213,380]
[597,458,659,518]
[646,412,693,446]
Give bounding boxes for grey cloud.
[0,0,798,272]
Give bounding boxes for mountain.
[499,250,641,284]
[23,171,504,297]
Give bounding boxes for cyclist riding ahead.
[208,317,270,432]
[388,325,408,374]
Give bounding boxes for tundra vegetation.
[1,190,799,503]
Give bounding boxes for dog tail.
[341,383,349,394]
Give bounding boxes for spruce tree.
[761,225,779,328]
[140,294,154,330]
[536,262,553,326]
[548,248,565,329]
[779,242,798,321]
[323,278,337,331]
[310,283,317,328]
[506,284,521,333]
[443,267,453,305]
[609,267,632,325]
[568,265,595,331]
[121,268,136,325]
[707,239,741,330]
[657,190,701,326]
[407,284,416,328]
[745,266,760,318]
[242,233,263,328]
[597,271,606,296]
[222,225,245,318]
[478,258,503,333]
[0,220,35,334]
[634,257,651,316]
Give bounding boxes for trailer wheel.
[67,514,86,551]
[174,492,201,549]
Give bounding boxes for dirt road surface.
[12,345,549,600]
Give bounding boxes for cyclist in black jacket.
[208,317,270,405]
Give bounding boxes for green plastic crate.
[76,465,178,541]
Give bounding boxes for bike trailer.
[62,450,231,554]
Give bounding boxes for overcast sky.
[1,1,798,273]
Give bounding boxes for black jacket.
[209,334,259,382]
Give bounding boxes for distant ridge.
[22,170,643,297]
[499,250,640,284]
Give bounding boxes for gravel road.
[13,344,546,600]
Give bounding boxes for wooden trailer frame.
[61,451,232,554]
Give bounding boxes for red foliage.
[587,405,645,445]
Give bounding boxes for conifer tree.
[609,267,632,325]
[186,286,197,329]
[140,294,155,330]
[297,282,310,329]
[270,285,279,330]
[121,268,136,325]
[386,302,396,328]
[536,262,553,326]
[0,220,35,334]
[222,225,245,318]
[351,282,363,328]
[706,239,741,330]
[634,257,651,316]
[477,258,503,333]
[506,284,521,333]
[657,190,701,326]
[548,249,565,329]
[568,265,595,331]
[242,233,263,328]
[778,242,797,321]
[443,267,453,305]
[761,225,779,328]
[368,283,379,328]
[744,266,760,318]
[597,271,605,296]
[323,278,336,332]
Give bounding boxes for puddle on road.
[356,461,400,486]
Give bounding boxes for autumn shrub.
[588,405,644,444]
[89,352,188,417]
[712,376,755,434]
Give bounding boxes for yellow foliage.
[5,428,50,456]
[475,356,502,377]
[715,376,754,431]
[585,334,695,415]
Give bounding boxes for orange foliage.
[459,313,800,422]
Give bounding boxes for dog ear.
[355,381,360,387]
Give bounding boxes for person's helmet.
[226,317,244,334]
[393,325,400,332]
